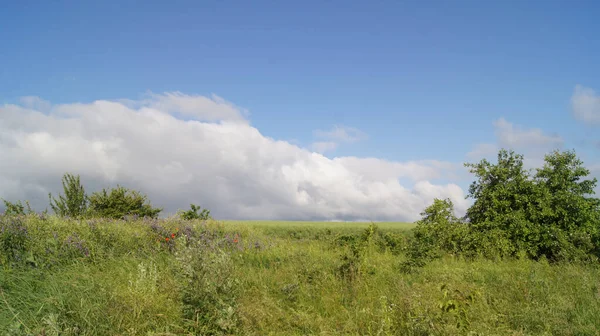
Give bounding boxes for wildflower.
[171,233,176,238]
[165,237,169,241]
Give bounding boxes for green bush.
[179,203,212,220]
[2,199,34,216]
[49,173,88,218]
[406,148,600,268]
[87,185,162,219]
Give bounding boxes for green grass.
[2,215,600,335]
[221,220,415,230]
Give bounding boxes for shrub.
[402,198,467,272]
[2,199,34,216]
[407,148,600,269]
[179,203,212,220]
[48,173,88,218]
[87,185,162,219]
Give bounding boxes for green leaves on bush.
[49,173,88,218]
[87,185,162,219]
[2,199,34,216]
[179,204,211,221]
[405,148,600,269]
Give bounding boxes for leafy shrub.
[402,198,467,272]
[87,185,162,219]
[175,228,240,334]
[49,173,88,218]
[406,148,600,269]
[2,199,34,216]
[179,203,212,220]
[0,216,29,266]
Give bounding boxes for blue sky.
[1,0,600,220]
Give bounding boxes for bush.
[48,173,88,218]
[87,185,162,219]
[179,204,212,220]
[406,148,600,269]
[2,199,34,216]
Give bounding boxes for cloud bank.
[572,85,600,125]
[0,93,469,222]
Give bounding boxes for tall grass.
[2,215,599,335]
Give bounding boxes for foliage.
[2,217,600,335]
[402,198,467,272]
[0,216,29,266]
[87,185,162,219]
[180,203,212,220]
[406,148,600,268]
[2,199,34,216]
[49,173,88,218]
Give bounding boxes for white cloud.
[467,118,563,166]
[494,118,563,149]
[0,94,468,222]
[571,85,600,125]
[311,125,368,154]
[314,125,368,143]
[311,141,338,154]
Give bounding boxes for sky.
[1,0,600,221]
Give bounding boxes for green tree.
[533,149,600,260]
[180,204,212,220]
[463,149,546,258]
[403,198,467,271]
[49,173,88,218]
[2,199,34,216]
[408,148,600,267]
[87,185,162,219]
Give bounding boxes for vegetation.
[179,203,212,220]
[403,149,600,270]
[48,173,88,218]
[1,199,34,216]
[87,185,162,219]
[1,148,600,335]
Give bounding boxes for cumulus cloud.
[311,141,338,154]
[571,85,600,125]
[311,125,368,153]
[0,93,469,222]
[467,118,563,167]
[494,118,563,150]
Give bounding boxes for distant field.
[220,220,416,231]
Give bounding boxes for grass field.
[220,220,415,229]
[2,215,600,335]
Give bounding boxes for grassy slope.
[1,216,599,335]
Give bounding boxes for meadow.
[2,214,599,335]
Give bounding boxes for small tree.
[2,199,34,216]
[180,204,212,220]
[406,148,600,269]
[87,185,162,219]
[403,198,467,271]
[533,149,600,260]
[49,173,88,218]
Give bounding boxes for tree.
[180,204,211,220]
[403,198,467,270]
[408,148,600,267]
[533,149,600,260]
[49,173,88,218]
[87,185,162,219]
[2,199,34,216]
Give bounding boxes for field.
[2,215,600,335]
